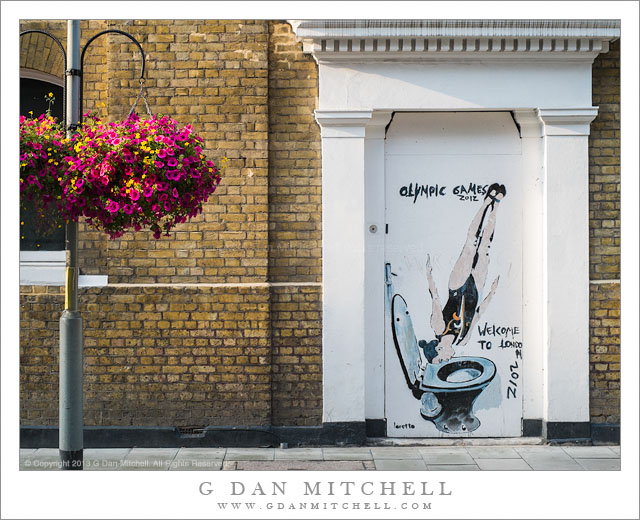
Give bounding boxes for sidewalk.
[19,443,621,471]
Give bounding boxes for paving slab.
[515,448,583,470]
[122,448,179,471]
[374,459,428,471]
[174,448,226,460]
[561,446,619,459]
[235,461,366,471]
[84,448,132,471]
[225,448,275,461]
[426,464,480,471]
[420,451,476,465]
[466,447,521,459]
[274,448,324,461]
[475,458,532,471]
[514,446,567,456]
[370,447,423,459]
[169,459,223,471]
[574,458,621,471]
[417,447,470,454]
[20,448,63,471]
[171,448,225,469]
[323,447,373,460]
[19,449,38,455]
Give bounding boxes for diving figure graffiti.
[388,182,506,433]
[420,182,506,365]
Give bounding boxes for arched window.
[20,74,66,251]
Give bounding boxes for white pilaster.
[363,112,393,420]
[315,110,373,423]
[538,107,598,424]
[512,110,545,422]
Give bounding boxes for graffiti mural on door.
[384,112,523,437]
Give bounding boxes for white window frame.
[19,69,107,287]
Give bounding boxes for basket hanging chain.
[127,78,153,119]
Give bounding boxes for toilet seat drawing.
[391,292,496,434]
[420,357,496,393]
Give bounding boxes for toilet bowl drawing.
[418,356,495,433]
[391,293,496,434]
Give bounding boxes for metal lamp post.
[59,19,83,470]
[20,19,147,470]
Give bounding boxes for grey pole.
[59,19,83,470]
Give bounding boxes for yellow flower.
[48,92,54,98]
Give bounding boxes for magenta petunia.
[20,112,224,240]
[106,200,120,213]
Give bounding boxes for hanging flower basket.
[20,113,72,220]
[19,112,224,239]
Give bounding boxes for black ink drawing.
[388,183,506,433]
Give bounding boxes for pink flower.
[123,204,134,215]
[143,186,153,198]
[167,158,178,167]
[130,189,140,201]
[106,200,120,213]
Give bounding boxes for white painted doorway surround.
[291,20,620,437]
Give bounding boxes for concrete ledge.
[591,423,620,445]
[22,421,616,447]
[20,422,367,449]
[522,419,543,437]
[365,418,387,437]
[544,421,591,441]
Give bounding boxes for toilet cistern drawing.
[388,183,506,433]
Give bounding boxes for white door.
[384,112,524,437]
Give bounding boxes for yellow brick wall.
[19,20,322,428]
[589,38,620,425]
[268,22,322,283]
[21,285,272,426]
[100,20,270,284]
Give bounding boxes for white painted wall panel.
[320,62,593,111]
[384,113,523,437]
